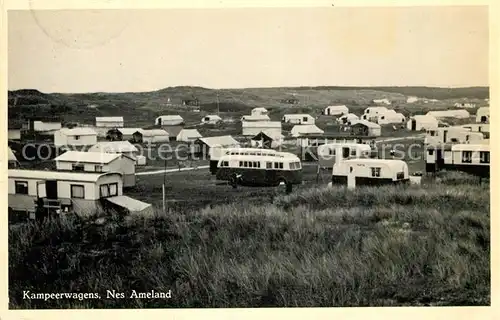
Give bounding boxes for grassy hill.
[9,171,489,308]
[8,86,489,128]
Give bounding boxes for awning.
[105,196,152,214]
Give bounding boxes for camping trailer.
[155,115,184,126]
[317,143,373,168]
[54,151,137,187]
[241,114,271,122]
[425,143,490,178]
[426,110,470,119]
[216,152,303,187]
[406,115,439,131]
[424,127,484,145]
[337,113,359,124]
[8,169,152,221]
[331,159,410,187]
[95,117,124,128]
[242,121,281,137]
[251,107,269,116]
[323,105,348,116]
[201,115,223,125]
[54,128,98,147]
[282,114,315,124]
[476,107,489,123]
[8,170,123,220]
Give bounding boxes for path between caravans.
[136,165,209,176]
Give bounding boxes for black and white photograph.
[4,2,494,312]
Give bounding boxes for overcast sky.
[8,6,489,93]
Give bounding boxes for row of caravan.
[209,140,490,187]
[208,146,411,188]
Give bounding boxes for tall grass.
[9,172,489,308]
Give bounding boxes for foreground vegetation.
[9,172,489,308]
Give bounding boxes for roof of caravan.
[59,127,98,136]
[8,169,122,182]
[96,117,124,122]
[318,143,372,151]
[178,129,202,138]
[350,120,381,129]
[137,129,169,137]
[198,135,239,147]
[156,115,184,120]
[284,113,314,118]
[339,158,408,168]
[219,153,300,163]
[242,121,281,128]
[451,144,490,152]
[89,141,138,153]
[241,114,271,121]
[116,128,143,135]
[55,151,121,163]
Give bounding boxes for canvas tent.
[323,105,348,116]
[177,129,202,142]
[290,124,324,137]
[426,110,470,119]
[250,130,285,148]
[407,115,439,131]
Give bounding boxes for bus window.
[274,162,279,169]
[279,162,284,169]
[266,162,272,169]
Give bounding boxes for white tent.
[323,105,348,116]
[251,107,269,116]
[337,113,360,124]
[290,124,324,137]
[155,115,184,126]
[406,96,419,103]
[407,115,439,131]
[177,129,203,142]
[426,109,470,119]
[476,107,489,123]
[201,115,222,125]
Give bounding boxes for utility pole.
[216,91,220,116]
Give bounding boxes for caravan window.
[72,163,85,172]
[239,161,243,167]
[371,167,381,177]
[342,147,350,159]
[266,162,272,169]
[70,184,85,199]
[289,162,295,170]
[94,165,103,172]
[480,151,490,164]
[396,172,405,180]
[279,162,284,169]
[100,183,118,198]
[303,117,308,122]
[109,183,118,196]
[221,161,229,167]
[14,181,28,195]
[462,151,472,163]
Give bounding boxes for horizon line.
[7,84,490,95]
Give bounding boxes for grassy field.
[8,171,489,308]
